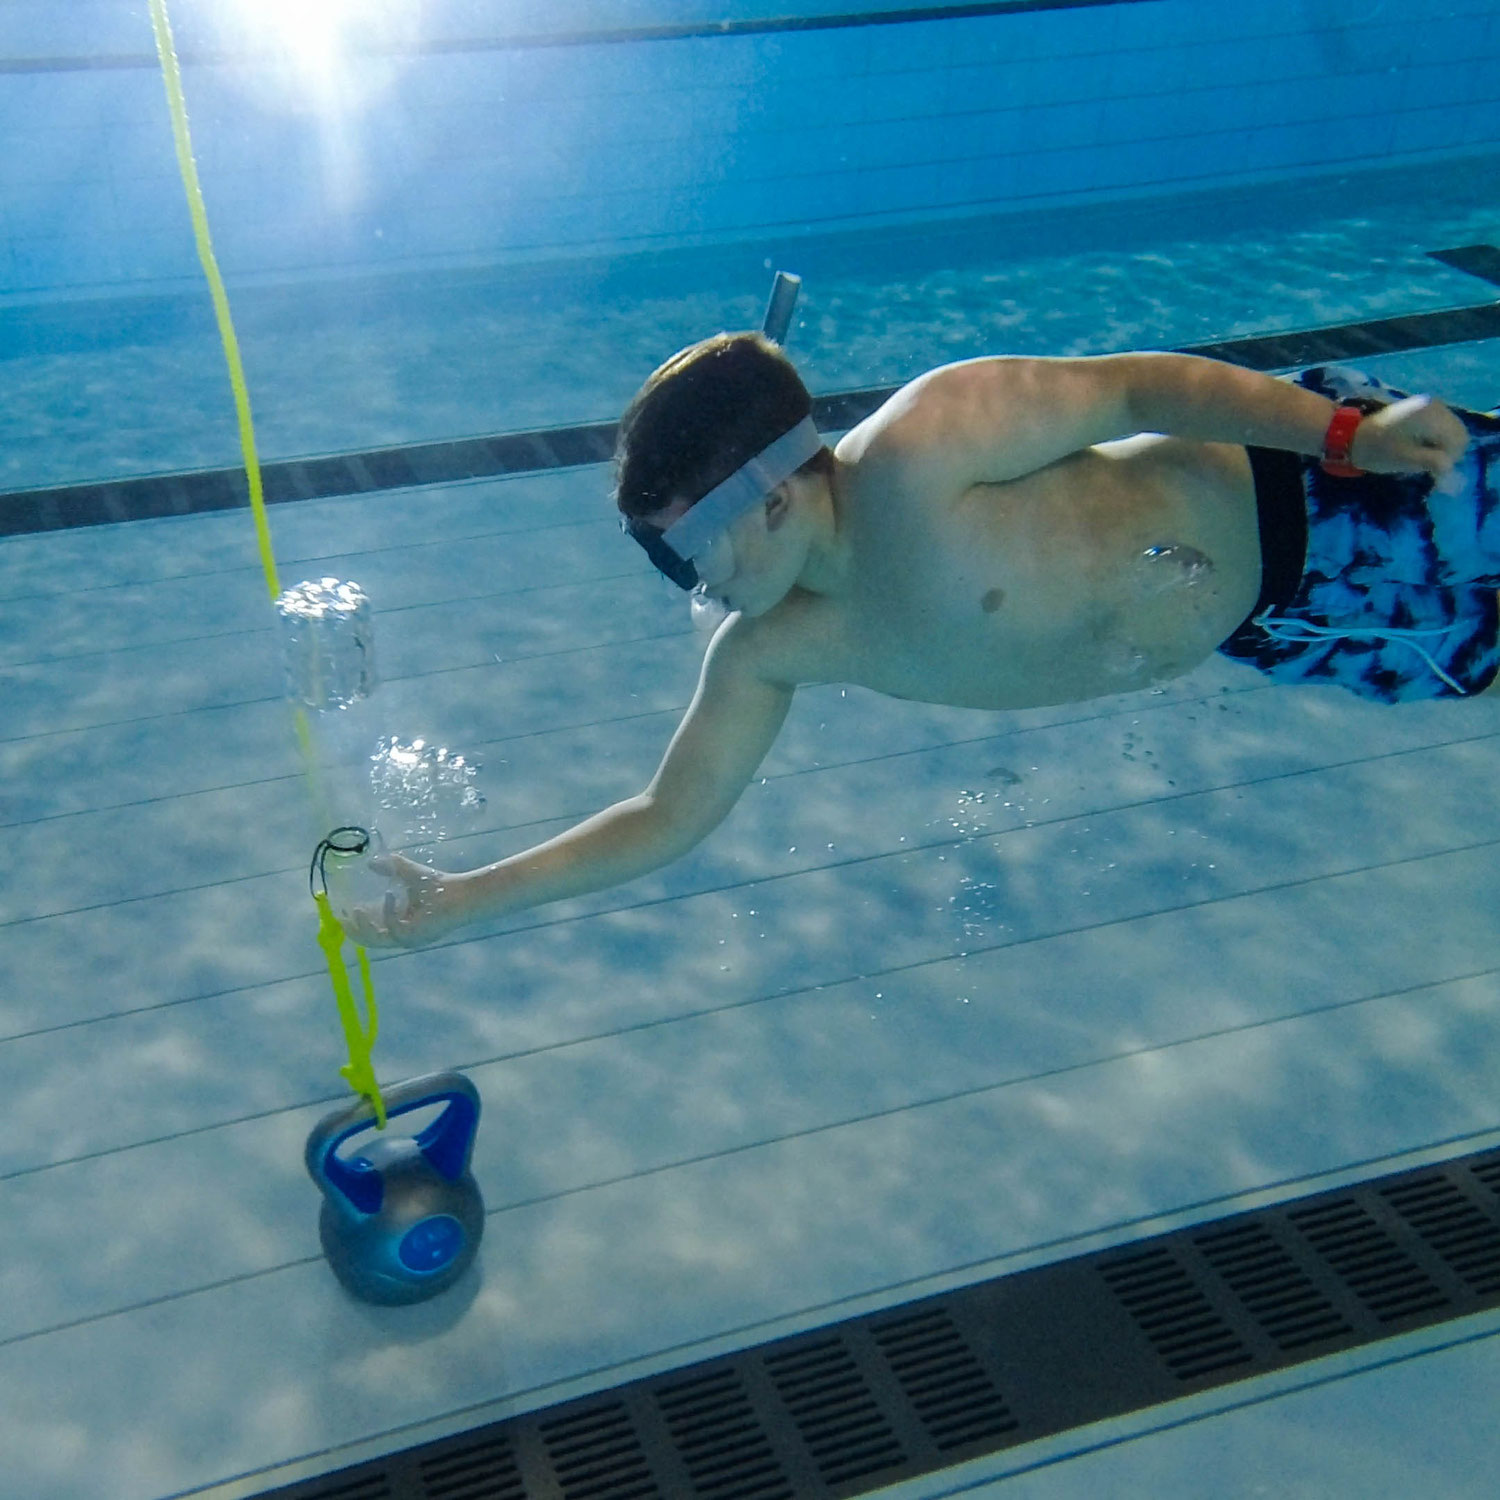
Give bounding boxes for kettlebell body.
[306,1070,484,1305]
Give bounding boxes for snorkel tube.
[762,270,801,345]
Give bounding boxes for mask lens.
[623,518,698,591]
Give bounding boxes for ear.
[764,483,792,531]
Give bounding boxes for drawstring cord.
[1253,607,1469,695]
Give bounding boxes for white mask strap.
[662,416,822,561]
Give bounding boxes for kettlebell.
[306,1070,485,1305]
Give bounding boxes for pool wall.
[1,0,1497,300]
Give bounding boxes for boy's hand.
[342,852,466,948]
[1350,394,1469,479]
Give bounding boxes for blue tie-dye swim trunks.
[1218,365,1500,703]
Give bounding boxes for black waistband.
[1224,445,1308,648]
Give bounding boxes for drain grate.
[286,1478,392,1500]
[869,1306,1018,1451]
[538,1400,660,1500]
[764,1336,906,1488]
[1472,1158,1500,1196]
[1192,1220,1352,1352]
[1285,1198,1450,1324]
[1098,1246,1252,1380]
[8,293,1500,537]
[655,1367,794,1500]
[256,1144,1500,1500]
[1380,1173,1500,1297]
[417,1432,524,1500]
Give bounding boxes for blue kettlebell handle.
[306,1070,482,1216]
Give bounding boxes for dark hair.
[614,332,832,521]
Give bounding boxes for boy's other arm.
[346,617,795,946]
[1123,353,1468,476]
[857,353,1467,488]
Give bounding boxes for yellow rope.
[314,893,387,1131]
[149,0,385,1124]
[147,0,279,601]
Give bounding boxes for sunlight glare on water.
[212,0,420,208]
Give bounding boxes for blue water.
[4,6,1500,1499]
[4,156,1500,494]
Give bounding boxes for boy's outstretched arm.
[345,617,795,947]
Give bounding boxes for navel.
[980,587,1005,615]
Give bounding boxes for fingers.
[1363,395,1470,477]
[340,908,389,947]
[1412,396,1468,460]
[339,853,450,949]
[383,885,413,927]
[1415,399,1470,469]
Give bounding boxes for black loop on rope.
[310,826,371,899]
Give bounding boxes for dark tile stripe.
[1429,245,1500,289]
[0,2,1144,74]
[5,304,1498,540]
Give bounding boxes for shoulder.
[707,595,832,692]
[847,358,1131,448]
[702,607,789,684]
[835,361,1032,485]
[839,355,1141,490]
[835,365,953,472]
[830,364,1006,514]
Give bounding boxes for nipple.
[1136,543,1214,595]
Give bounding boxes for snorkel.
[624,271,817,593]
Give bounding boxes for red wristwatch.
[1320,404,1365,478]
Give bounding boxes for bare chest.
[775,441,1263,710]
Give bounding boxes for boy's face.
[636,495,787,617]
[633,497,747,606]
[697,489,807,619]
[688,524,738,600]
[625,417,823,605]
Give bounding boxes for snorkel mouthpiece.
[625,415,823,590]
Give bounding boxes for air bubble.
[690,587,729,632]
[1137,543,1215,595]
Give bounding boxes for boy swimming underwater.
[347,335,1487,947]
